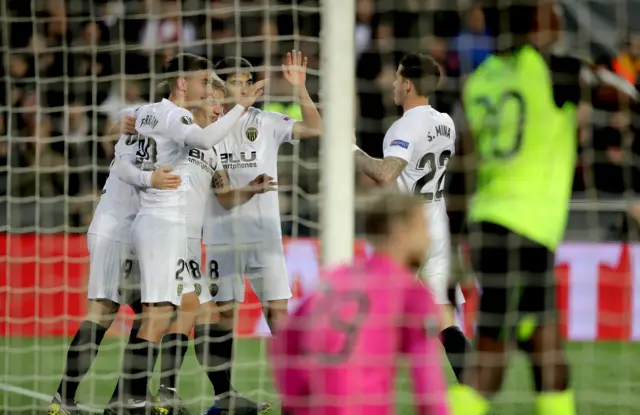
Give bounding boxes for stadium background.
[2,0,640,414]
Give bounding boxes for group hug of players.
[48,48,320,415]
[48,1,640,415]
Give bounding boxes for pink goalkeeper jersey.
[270,253,450,415]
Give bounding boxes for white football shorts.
[87,234,140,304]
[186,237,213,304]
[205,240,292,303]
[132,215,193,306]
[421,232,465,306]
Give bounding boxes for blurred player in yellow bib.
[450,1,639,414]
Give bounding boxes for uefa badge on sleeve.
[177,283,184,296]
[245,126,258,142]
[195,283,202,297]
[180,116,194,125]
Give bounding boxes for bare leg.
[264,299,288,333]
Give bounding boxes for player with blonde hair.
[114,75,272,414]
[48,96,182,415]
[107,53,264,414]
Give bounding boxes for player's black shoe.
[47,393,83,415]
[154,385,191,415]
[202,392,271,415]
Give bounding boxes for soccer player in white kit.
[114,77,274,415]
[201,51,320,336]
[113,53,264,414]
[48,116,181,414]
[353,53,472,383]
[185,80,276,414]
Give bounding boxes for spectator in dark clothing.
[356,22,399,159]
[591,112,634,195]
[451,4,493,74]
[70,21,113,107]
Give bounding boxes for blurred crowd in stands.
[1,0,639,240]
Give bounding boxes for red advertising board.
[1,234,638,340]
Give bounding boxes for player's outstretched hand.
[121,116,137,135]
[248,173,277,194]
[282,49,308,87]
[151,167,181,190]
[238,79,266,108]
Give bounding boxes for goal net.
[1,0,639,413]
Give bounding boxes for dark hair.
[214,57,254,81]
[163,53,212,90]
[358,189,423,238]
[481,0,544,49]
[398,53,441,97]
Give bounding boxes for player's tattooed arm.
[213,171,277,209]
[354,150,407,185]
[212,170,231,193]
[212,170,240,210]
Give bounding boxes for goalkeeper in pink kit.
[270,190,450,415]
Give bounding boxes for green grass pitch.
[1,338,639,414]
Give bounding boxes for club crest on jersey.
[180,116,194,125]
[245,126,258,142]
[209,283,219,297]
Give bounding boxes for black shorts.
[468,222,557,340]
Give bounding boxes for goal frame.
[319,0,356,266]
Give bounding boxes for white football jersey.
[203,107,297,245]
[88,135,142,243]
[185,147,223,239]
[133,99,201,216]
[382,105,456,236]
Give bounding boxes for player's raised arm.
[179,80,265,149]
[542,54,638,114]
[158,53,264,149]
[281,50,323,140]
[579,60,639,109]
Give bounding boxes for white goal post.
[320,0,355,266]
